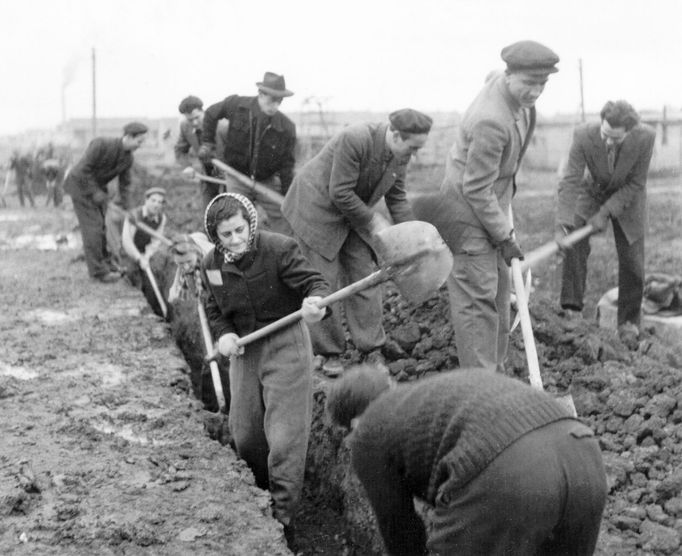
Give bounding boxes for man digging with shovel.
[282,108,433,377]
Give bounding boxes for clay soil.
[2,168,682,555]
[0,203,293,556]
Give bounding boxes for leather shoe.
[96,272,121,284]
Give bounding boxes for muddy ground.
[3,172,682,555]
[0,203,295,555]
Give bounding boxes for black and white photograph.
[1,0,681,554]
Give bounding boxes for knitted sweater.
[350,369,575,505]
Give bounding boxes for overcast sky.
[2,0,681,135]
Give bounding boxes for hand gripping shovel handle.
[520,225,594,273]
[197,296,227,413]
[206,268,389,362]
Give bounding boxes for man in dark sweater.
[198,72,296,235]
[326,366,607,556]
[65,122,148,282]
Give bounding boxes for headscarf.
[204,192,258,263]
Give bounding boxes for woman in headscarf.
[200,192,329,543]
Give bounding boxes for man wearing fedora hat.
[440,40,559,373]
[282,109,433,377]
[199,72,296,235]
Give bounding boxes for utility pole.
[578,58,585,123]
[91,47,97,139]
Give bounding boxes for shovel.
[197,291,227,413]
[143,263,168,319]
[509,208,582,416]
[207,220,454,359]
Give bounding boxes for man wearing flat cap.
[440,40,558,372]
[199,72,296,234]
[282,109,433,376]
[65,122,148,283]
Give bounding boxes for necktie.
[607,145,616,174]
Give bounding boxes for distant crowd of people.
[45,37,662,554]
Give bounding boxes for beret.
[145,187,166,198]
[389,108,433,134]
[501,40,559,74]
[123,121,149,136]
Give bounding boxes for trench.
[139,241,682,556]
[142,252,383,555]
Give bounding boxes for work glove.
[588,209,610,233]
[92,189,108,207]
[301,296,326,323]
[217,333,243,357]
[499,236,524,267]
[197,144,215,164]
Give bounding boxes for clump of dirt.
[308,283,682,555]
[140,173,682,554]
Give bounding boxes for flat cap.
[389,108,433,134]
[501,40,559,74]
[123,121,149,136]
[145,186,166,198]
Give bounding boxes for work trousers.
[228,321,313,526]
[560,216,644,326]
[105,202,125,269]
[447,243,510,373]
[71,194,110,278]
[16,175,35,207]
[296,230,385,356]
[427,420,607,555]
[222,174,292,236]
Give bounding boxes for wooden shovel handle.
[520,225,594,272]
[197,298,227,412]
[210,158,285,206]
[235,268,388,348]
[143,265,168,319]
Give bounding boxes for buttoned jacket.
[440,72,535,250]
[282,122,415,260]
[557,122,656,243]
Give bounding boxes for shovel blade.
[374,220,454,304]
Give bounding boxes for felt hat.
[256,72,294,98]
[501,40,559,75]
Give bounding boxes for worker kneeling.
[326,365,607,556]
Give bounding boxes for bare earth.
[0,205,291,555]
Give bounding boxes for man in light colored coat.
[557,100,656,348]
[440,40,559,372]
[282,109,432,376]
